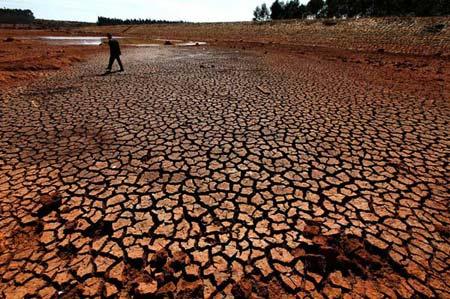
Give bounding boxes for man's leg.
[116,56,124,71]
[106,56,114,71]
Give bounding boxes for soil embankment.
[78,17,450,56]
[0,30,102,88]
[77,17,450,102]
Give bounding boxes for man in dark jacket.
[106,33,124,72]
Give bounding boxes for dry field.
[78,17,450,56]
[0,17,449,299]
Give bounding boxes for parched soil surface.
[0,45,449,298]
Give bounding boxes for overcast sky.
[2,0,307,22]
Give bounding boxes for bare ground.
[0,43,450,298]
[0,18,449,298]
[0,29,102,88]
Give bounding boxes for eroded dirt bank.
[78,17,450,56]
[0,45,448,298]
[0,30,102,88]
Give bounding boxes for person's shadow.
[98,70,123,76]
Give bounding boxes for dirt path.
[0,47,449,298]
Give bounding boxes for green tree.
[0,8,35,24]
[256,0,448,19]
[298,4,308,18]
[271,0,285,19]
[325,0,339,17]
[261,3,271,20]
[307,0,325,15]
[412,0,446,16]
[349,0,374,16]
[285,0,301,18]
[253,6,262,21]
[441,0,450,15]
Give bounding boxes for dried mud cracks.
[0,47,449,298]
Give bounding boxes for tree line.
[97,16,183,26]
[0,8,35,24]
[254,0,450,20]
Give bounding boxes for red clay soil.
[76,16,450,102]
[77,17,450,57]
[0,29,102,88]
[0,39,448,297]
[0,19,448,298]
[2,17,449,99]
[237,41,449,102]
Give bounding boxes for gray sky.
[2,0,307,22]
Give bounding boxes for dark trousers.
[107,55,124,71]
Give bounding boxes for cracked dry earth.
[0,46,449,299]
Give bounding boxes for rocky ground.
[0,41,449,298]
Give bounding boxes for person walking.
[106,33,124,72]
